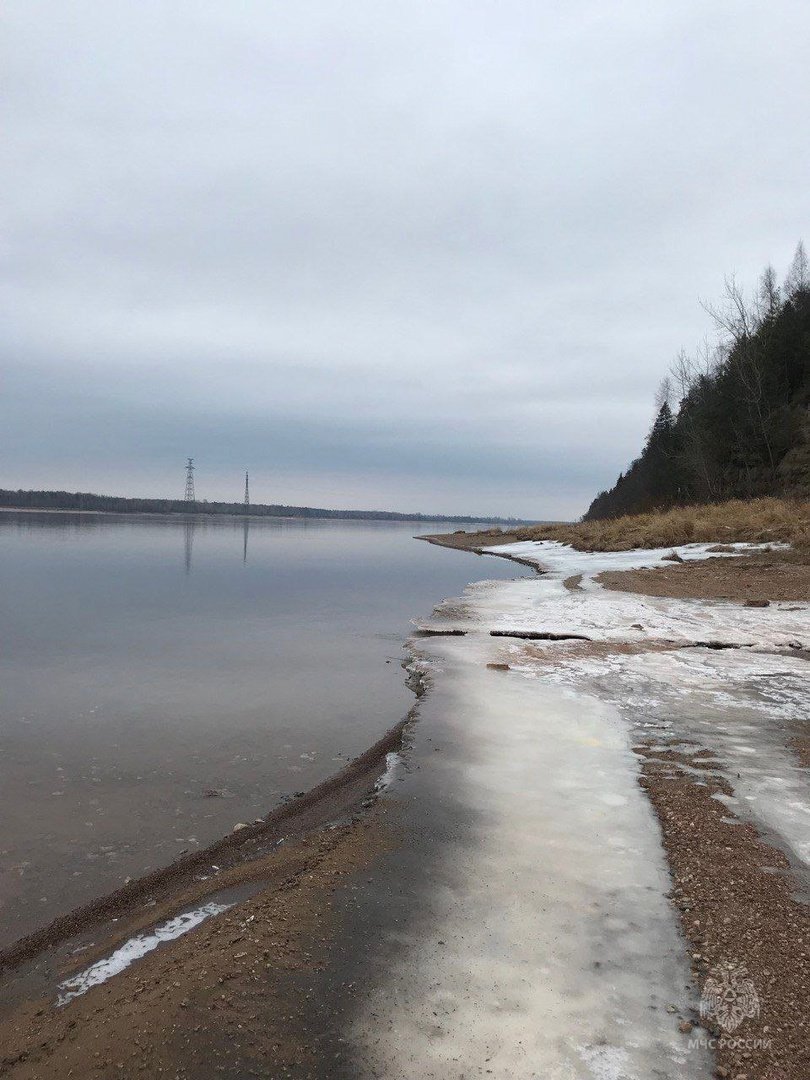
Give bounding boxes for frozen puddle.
[352,539,807,1078]
[57,901,231,1005]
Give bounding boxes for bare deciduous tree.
[783,240,808,298]
[702,275,778,480]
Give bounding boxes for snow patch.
[57,902,231,1006]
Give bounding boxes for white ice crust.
[57,901,231,1005]
[479,540,805,648]
[355,539,808,1078]
[483,539,810,871]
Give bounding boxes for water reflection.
[184,516,253,570]
[183,519,195,574]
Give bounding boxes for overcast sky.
[3,1,808,519]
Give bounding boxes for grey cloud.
[3,1,809,517]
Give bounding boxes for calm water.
[0,512,525,946]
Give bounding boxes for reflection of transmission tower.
[184,520,195,574]
[243,471,250,563]
[184,458,196,503]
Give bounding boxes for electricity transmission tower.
[184,458,196,503]
[244,471,250,512]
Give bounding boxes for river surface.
[0,511,526,947]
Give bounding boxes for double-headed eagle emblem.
[700,961,760,1033]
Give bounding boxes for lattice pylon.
[184,458,195,502]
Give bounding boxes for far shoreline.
[0,505,519,526]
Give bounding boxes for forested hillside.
[586,243,810,520]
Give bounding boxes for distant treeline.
[586,242,810,520]
[0,488,527,526]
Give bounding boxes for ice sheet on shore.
[353,539,807,1077]
[480,539,810,873]
[354,644,711,1078]
[472,541,806,648]
[508,642,810,871]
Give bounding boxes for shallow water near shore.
[0,512,527,948]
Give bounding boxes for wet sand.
[0,812,397,1079]
[0,715,410,985]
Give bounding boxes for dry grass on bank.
[472,499,810,553]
